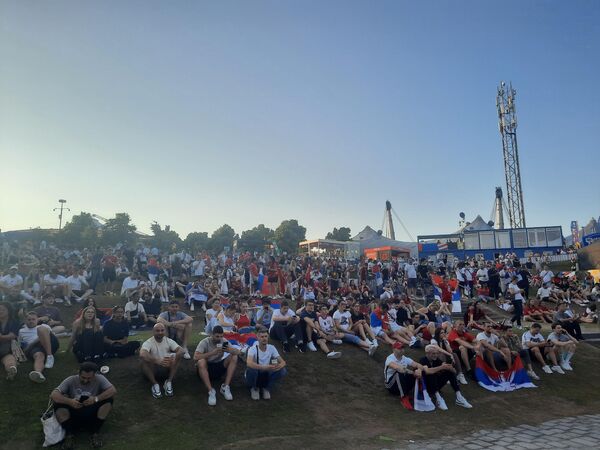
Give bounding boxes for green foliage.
[209,224,236,254]
[274,219,306,254]
[238,224,274,253]
[150,222,182,252]
[58,212,99,248]
[325,226,351,241]
[183,232,210,253]
[101,213,137,247]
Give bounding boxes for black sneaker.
[283,342,291,353]
[298,343,306,353]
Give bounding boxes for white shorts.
[371,326,386,337]
[389,322,405,333]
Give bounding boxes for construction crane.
[497,81,526,228]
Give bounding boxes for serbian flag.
[413,378,435,412]
[475,355,537,392]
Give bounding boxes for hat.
[425,344,439,353]
[392,342,404,350]
[9,265,18,270]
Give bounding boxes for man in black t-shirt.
[103,306,140,358]
[420,344,472,410]
[298,300,341,359]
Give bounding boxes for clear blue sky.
[1,1,599,240]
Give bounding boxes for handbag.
[11,339,27,363]
[41,400,66,447]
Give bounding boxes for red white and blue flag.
[413,378,435,412]
[475,355,537,392]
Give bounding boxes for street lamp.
[53,199,70,230]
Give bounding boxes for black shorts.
[103,267,117,282]
[203,360,227,380]
[71,289,86,297]
[25,333,60,357]
[407,279,417,288]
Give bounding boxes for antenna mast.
[497,81,526,228]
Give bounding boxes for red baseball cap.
[393,342,404,350]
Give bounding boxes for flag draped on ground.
[413,378,435,412]
[475,355,537,392]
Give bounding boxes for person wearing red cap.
[383,341,424,410]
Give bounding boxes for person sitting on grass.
[431,327,468,385]
[66,267,94,305]
[194,325,241,406]
[370,302,410,346]
[140,323,184,399]
[553,302,584,341]
[19,311,59,383]
[521,322,564,375]
[447,320,477,379]
[523,298,553,324]
[334,299,377,356]
[269,300,304,353]
[50,362,117,449]
[67,306,105,364]
[298,300,342,359]
[103,305,141,358]
[120,272,140,300]
[475,322,512,372]
[157,301,192,359]
[124,292,148,329]
[316,305,344,345]
[42,267,71,306]
[255,297,274,329]
[420,344,472,410]
[499,327,540,380]
[349,301,378,347]
[384,342,424,410]
[547,323,577,372]
[204,298,222,334]
[35,293,66,335]
[245,326,287,401]
[0,302,20,380]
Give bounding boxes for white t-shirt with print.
[521,331,545,350]
[333,310,352,331]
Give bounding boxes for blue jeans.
[342,333,361,345]
[245,367,287,390]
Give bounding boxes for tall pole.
[385,200,396,240]
[53,199,70,230]
[497,82,526,228]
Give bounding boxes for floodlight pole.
[53,199,70,230]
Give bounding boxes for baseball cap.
[392,342,404,350]
[9,265,18,270]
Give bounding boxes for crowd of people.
[0,239,597,448]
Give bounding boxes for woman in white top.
[216,305,237,332]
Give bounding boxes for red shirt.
[102,255,118,268]
[447,329,474,351]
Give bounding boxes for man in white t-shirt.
[66,268,93,304]
[19,311,60,383]
[475,322,509,371]
[539,266,554,285]
[245,327,287,400]
[384,342,424,410]
[140,323,184,399]
[476,266,489,286]
[43,268,70,306]
[124,292,147,328]
[192,258,205,278]
[333,300,376,356]
[405,263,418,297]
[536,283,552,303]
[120,273,140,299]
[0,265,24,301]
[269,300,304,353]
[521,323,563,375]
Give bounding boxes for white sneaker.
[183,351,191,360]
[163,380,174,396]
[551,365,565,374]
[29,371,46,383]
[409,336,417,344]
[371,339,379,347]
[307,342,318,352]
[190,303,195,311]
[261,389,271,400]
[44,355,55,369]
[151,383,162,399]
[6,366,17,381]
[527,370,540,380]
[542,365,553,374]
[435,392,448,410]
[333,339,343,345]
[220,384,233,401]
[457,373,468,385]
[562,362,573,371]
[250,388,260,401]
[208,388,217,406]
[368,344,377,356]
[326,351,342,359]
[64,298,72,307]
[455,392,473,408]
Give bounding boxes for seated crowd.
[0,241,595,448]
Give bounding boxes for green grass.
[2,293,600,449]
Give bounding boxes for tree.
[183,232,210,253]
[274,219,306,255]
[325,227,351,241]
[150,222,182,252]
[101,213,137,247]
[238,224,274,253]
[209,224,236,254]
[58,212,99,248]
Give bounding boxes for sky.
[1,0,599,241]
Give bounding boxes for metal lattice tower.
[496,81,526,228]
